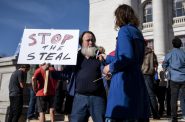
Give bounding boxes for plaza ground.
[28,114,185,122]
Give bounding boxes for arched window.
[143,2,153,23]
[174,0,185,17]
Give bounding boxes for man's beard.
[81,47,97,57]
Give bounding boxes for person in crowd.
[54,65,64,113]
[96,46,111,93]
[27,65,39,120]
[98,46,105,54]
[32,63,57,122]
[158,70,171,117]
[141,40,160,119]
[162,37,185,122]
[97,46,106,62]
[8,64,30,122]
[62,87,74,121]
[54,65,74,121]
[103,4,150,122]
[69,31,106,122]
[101,50,115,92]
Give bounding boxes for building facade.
[89,0,185,63]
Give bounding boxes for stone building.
[89,0,185,63]
[0,56,18,121]
[1,0,185,121]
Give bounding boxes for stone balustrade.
[173,16,185,25]
[142,16,185,30]
[142,22,153,30]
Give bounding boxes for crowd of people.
[7,4,185,122]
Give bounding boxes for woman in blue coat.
[103,4,150,122]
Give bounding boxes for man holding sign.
[32,63,57,122]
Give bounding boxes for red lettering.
[28,33,73,45]
[51,34,62,44]
[61,34,73,45]
[28,34,37,46]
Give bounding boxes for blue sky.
[0,0,89,56]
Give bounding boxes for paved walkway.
[28,114,185,122]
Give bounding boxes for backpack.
[142,50,158,75]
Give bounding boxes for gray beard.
[81,47,97,57]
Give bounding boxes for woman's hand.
[103,65,110,75]
[105,73,112,80]
[103,65,112,80]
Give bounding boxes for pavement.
[27,114,185,122]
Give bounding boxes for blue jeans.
[70,93,106,122]
[27,88,37,118]
[143,75,159,118]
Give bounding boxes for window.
[174,0,185,17]
[143,3,153,23]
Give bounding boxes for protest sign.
[18,29,79,65]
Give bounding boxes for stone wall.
[0,56,29,122]
[0,56,17,121]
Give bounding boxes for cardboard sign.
[18,29,79,65]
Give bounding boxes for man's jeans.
[70,93,106,122]
[170,81,185,118]
[144,75,159,117]
[8,96,23,122]
[27,88,37,118]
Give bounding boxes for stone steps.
[27,114,185,122]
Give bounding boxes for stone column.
[166,0,174,50]
[152,0,168,62]
[152,0,174,63]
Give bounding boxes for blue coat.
[105,24,150,119]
